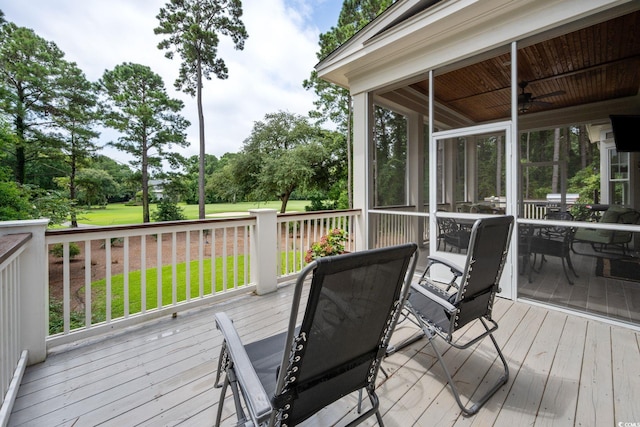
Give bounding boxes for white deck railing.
[43,209,361,347]
[369,207,429,247]
[276,210,360,278]
[0,233,32,426]
[46,217,256,346]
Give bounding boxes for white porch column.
[352,91,373,250]
[0,219,49,365]
[249,209,278,295]
[407,112,425,245]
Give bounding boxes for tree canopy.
[99,62,190,222]
[0,22,67,184]
[211,111,338,212]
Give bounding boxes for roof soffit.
[317,0,635,92]
[318,0,426,68]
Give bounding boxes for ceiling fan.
[516,81,565,113]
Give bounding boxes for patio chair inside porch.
[214,243,418,427]
[572,206,640,256]
[528,211,578,285]
[437,217,471,253]
[387,215,514,416]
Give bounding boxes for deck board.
[8,280,640,427]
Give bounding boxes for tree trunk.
[280,191,290,214]
[525,132,530,199]
[552,128,561,193]
[70,150,78,228]
[496,135,502,196]
[15,90,27,184]
[142,138,150,223]
[579,125,588,168]
[197,59,206,220]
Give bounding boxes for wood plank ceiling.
[397,10,640,124]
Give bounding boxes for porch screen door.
[430,121,514,299]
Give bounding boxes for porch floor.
[9,277,640,426]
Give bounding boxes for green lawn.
[90,256,248,321]
[75,200,310,226]
[81,252,294,325]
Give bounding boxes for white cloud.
[2,0,340,167]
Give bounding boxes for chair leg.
[346,389,384,427]
[428,318,509,417]
[214,343,227,388]
[214,373,229,427]
[230,368,251,426]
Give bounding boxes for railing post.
[249,209,278,295]
[0,219,49,365]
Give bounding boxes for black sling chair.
[388,215,514,416]
[214,243,418,426]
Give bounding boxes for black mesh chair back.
[280,245,416,424]
[453,216,512,328]
[214,243,418,427]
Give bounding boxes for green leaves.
[154,0,248,95]
[99,62,190,222]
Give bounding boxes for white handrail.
[0,233,31,426]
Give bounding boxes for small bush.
[152,199,186,222]
[49,242,81,260]
[49,298,85,335]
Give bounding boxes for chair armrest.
[428,255,464,276]
[410,281,457,314]
[215,312,273,424]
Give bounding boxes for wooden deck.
[8,278,640,427]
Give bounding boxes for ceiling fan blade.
[530,100,553,107]
[532,90,566,100]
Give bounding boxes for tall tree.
[50,61,99,226]
[0,23,66,184]
[99,63,189,223]
[155,0,248,219]
[304,0,394,208]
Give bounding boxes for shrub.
[152,199,186,222]
[304,229,349,263]
[49,298,85,335]
[49,242,81,260]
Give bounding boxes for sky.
[0,0,344,166]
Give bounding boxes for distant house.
[148,179,165,200]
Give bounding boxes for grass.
[64,251,299,328]
[90,255,248,321]
[75,200,310,226]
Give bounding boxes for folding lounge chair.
[389,215,514,416]
[214,243,418,427]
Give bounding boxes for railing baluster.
[198,229,204,298]
[157,233,162,310]
[172,232,177,306]
[124,237,129,318]
[233,227,238,289]
[211,228,218,295]
[141,235,146,314]
[186,230,191,302]
[85,240,92,328]
[244,225,250,286]
[63,242,71,334]
[222,227,228,292]
[105,239,112,323]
